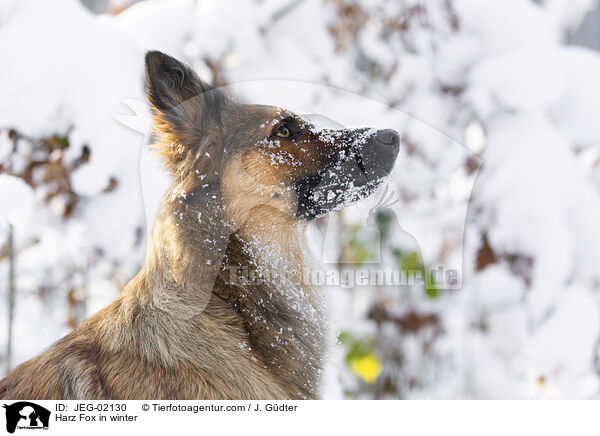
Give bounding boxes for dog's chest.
[218,233,327,397]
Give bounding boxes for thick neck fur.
[216,213,326,398]
[104,185,326,399]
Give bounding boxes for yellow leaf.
[350,353,382,384]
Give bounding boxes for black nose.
[375,129,400,147]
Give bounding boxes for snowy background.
[2,0,600,399]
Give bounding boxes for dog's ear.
[145,51,227,175]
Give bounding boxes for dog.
[0,51,399,399]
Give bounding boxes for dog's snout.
[375,129,400,147]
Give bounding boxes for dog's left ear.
[145,51,227,175]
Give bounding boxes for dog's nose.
[375,129,400,147]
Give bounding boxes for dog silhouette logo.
[2,402,50,433]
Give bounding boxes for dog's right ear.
[145,51,218,113]
[145,51,227,174]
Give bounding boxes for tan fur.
[0,51,396,400]
[0,53,326,400]
[0,201,319,399]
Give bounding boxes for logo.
[2,402,50,433]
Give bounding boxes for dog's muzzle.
[296,128,400,219]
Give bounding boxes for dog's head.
[145,51,399,230]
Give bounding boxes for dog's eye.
[275,125,291,138]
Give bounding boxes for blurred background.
[1,0,600,399]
